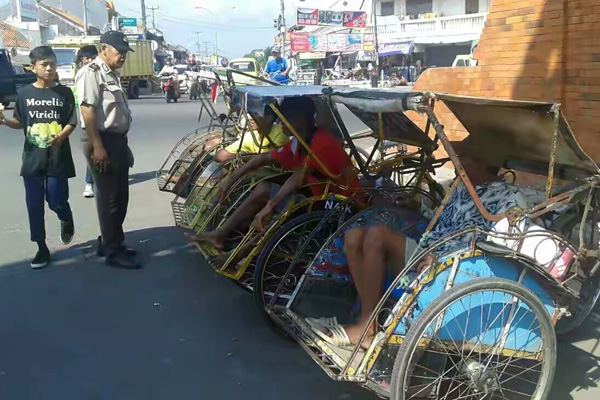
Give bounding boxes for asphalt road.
[0,95,598,399]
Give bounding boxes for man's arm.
[252,168,304,233]
[281,59,292,77]
[76,69,109,172]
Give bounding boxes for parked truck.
[0,48,36,107]
[49,36,154,99]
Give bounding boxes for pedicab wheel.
[391,278,556,400]
[555,275,600,337]
[253,211,341,340]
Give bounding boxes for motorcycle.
[160,74,181,103]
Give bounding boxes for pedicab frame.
[191,85,446,289]
[260,91,600,399]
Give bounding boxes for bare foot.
[190,231,225,250]
[343,323,376,350]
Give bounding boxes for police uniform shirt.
[75,56,131,138]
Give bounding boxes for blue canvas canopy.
[231,85,435,150]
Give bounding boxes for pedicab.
[157,69,280,199]
[190,85,446,292]
[258,92,600,399]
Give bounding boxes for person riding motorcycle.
[158,59,178,77]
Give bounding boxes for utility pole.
[279,0,286,57]
[82,0,88,35]
[147,6,159,30]
[194,31,202,55]
[372,0,380,88]
[215,32,219,61]
[140,0,147,35]
[202,41,210,58]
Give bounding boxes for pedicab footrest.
[171,201,189,227]
[156,170,174,192]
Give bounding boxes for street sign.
[118,17,142,40]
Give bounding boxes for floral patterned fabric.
[420,181,528,256]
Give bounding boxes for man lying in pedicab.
[191,96,360,261]
[306,142,528,348]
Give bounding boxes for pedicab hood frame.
[231,85,438,181]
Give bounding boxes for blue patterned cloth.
[420,182,527,256]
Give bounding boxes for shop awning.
[378,41,414,56]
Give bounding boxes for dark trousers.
[23,175,73,242]
[85,167,94,185]
[84,134,131,256]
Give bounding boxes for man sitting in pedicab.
[191,97,360,259]
[307,148,528,348]
[194,106,290,185]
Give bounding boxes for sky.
[111,0,298,58]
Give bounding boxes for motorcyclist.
[158,59,177,76]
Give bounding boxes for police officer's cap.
[101,31,134,53]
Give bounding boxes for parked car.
[0,50,36,107]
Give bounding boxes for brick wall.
[413,0,600,161]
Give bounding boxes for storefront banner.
[343,11,367,28]
[327,34,364,52]
[378,41,414,56]
[296,8,318,26]
[299,52,326,60]
[363,34,375,51]
[290,33,310,52]
[308,35,328,52]
[319,10,344,26]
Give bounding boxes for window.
[229,62,256,72]
[466,0,479,14]
[406,0,433,17]
[54,49,77,66]
[380,1,394,17]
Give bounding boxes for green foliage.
[243,46,273,69]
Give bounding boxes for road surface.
[0,95,598,399]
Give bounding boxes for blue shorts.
[269,183,307,213]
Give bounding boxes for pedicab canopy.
[436,94,600,181]
[231,85,435,150]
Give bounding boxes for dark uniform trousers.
[83,132,132,256]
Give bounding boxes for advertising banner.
[343,11,367,28]
[378,41,414,56]
[17,0,37,22]
[319,10,344,26]
[296,8,318,26]
[308,35,328,52]
[290,33,310,52]
[363,34,375,51]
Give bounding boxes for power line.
[147,6,159,29]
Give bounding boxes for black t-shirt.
[14,84,77,177]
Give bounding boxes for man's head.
[29,46,57,82]
[166,59,173,66]
[249,107,277,137]
[271,46,281,61]
[453,139,500,185]
[99,31,134,70]
[279,97,316,140]
[76,45,98,68]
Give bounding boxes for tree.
[243,46,273,69]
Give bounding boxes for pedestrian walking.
[74,45,99,199]
[75,31,140,269]
[0,46,77,269]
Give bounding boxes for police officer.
[76,31,140,269]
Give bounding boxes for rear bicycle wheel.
[391,278,556,400]
[253,211,343,339]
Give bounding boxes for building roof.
[0,22,31,49]
[38,4,94,33]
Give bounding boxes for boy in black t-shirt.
[0,46,77,269]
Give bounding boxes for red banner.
[297,8,319,26]
[290,33,310,52]
[343,11,367,28]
